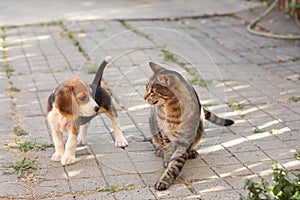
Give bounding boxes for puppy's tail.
[92,56,112,86]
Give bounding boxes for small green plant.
[253,128,263,134]
[185,68,197,76]
[4,65,14,78]
[188,78,207,87]
[120,20,132,30]
[97,28,106,32]
[60,24,90,60]
[268,129,279,134]
[295,148,300,160]
[291,56,300,62]
[86,62,98,74]
[4,157,37,178]
[14,126,28,136]
[241,163,300,200]
[228,103,243,111]
[162,49,178,63]
[7,86,21,92]
[289,96,300,102]
[98,184,137,193]
[8,140,53,152]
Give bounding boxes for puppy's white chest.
[47,105,73,132]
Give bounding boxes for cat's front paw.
[188,149,199,159]
[155,180,169,190]
[155,147,163,157]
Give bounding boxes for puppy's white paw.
[51,153,62,162]
[115,135,128,148]
[61,155,76,166]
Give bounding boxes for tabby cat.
[144,62,234,190]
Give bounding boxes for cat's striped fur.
[144,62,234,190]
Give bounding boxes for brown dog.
[46,57,128,165]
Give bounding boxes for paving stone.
[38,166,67,180]
[76,192,115,200]
[192,179,231,194]
[151,183,193,199]
[69,177,106,192]
[180,165,218,181]
[252,138,290,150]
[106,174,144,186]
[212,163,253,178]
[264,148,296,161]
[234,151,271,163]
[102,162,137,176]
[114,187,156,200]
[203,151,240,166]
[244,160,274,176]
[0,116,13,132]
[0,97,13,115]
[65,165,103,179]
[34,179,70,195]
[134,160,164,174]
[43,196,76,200]
[0,182,25,196]
[224,174,260,190]
[200,189,241,200]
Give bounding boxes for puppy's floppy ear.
[54,86,79,120]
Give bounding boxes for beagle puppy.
[46,57,128,166]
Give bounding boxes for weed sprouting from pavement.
[253,128,263,134]
[228,103,243,111]
[7,140,54,152]
[86,62,98,74]
[188,77,208,87]
[289,96,300,102]
[14,126,29,136]
[294,148,300,160]
[4,157,38,179]
[98,184,142,193]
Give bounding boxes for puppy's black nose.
[94,106,99,112]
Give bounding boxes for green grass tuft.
[120,20,133,30]
[4,157,37,178]
[98,184,137,193]
[294,148,300,160]
[86,62,98,74]
[188,78,207,87]
[289,96,300,102]
[228,103,243,111]
[14,126,28,136]
[253,128,263,134]
[268,129,279,134]
[7,140,54,152]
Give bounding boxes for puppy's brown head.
[53,77,98,119]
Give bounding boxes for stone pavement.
[1,2,300,200]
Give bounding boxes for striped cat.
[144,62,234,190]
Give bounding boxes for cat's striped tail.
[203,107,234,126]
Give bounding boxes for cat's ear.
[149,62,165,73]
[157,74,173,86]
